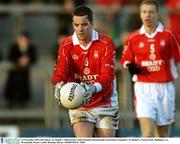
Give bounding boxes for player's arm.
[120,37,141,75]
[120,36,134,68]
[51,40,70,105]
[98,39,116,92]
[171,33,180,62]
[51,40,69,85]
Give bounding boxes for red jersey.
[165,0,180,41]
[52,30,118,108]
[120,23,180,82]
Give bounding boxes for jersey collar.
[140,22,164,38]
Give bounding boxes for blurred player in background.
[120,0,180,137]
[51,6,119,137]
[165,0,180,42]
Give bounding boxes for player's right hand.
[126,63,141,75]
[80,82,96,105]
[54,81,65,105]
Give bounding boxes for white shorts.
[134,82,175,126]
[69,106,119,129]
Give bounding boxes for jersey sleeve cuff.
[124,61,131,68]
[93,82,102,93]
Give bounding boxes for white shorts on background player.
[134,82,175,126]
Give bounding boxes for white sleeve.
[93,82,102,93]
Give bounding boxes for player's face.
[140,4,158,28]
[72,15,92,44]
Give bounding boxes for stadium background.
[0,0,179,137]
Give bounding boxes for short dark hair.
[139,0,159,12]
[72,5,93,23]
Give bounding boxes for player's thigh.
[138,117,156,137]
[73,121,95,137]
[156,82,175,125]
[134,82,156,119]
[94,114,118,137]
[95,128,116,137]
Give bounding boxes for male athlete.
[51,6,119,137]
[120,0,180,137]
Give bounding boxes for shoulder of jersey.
[99,34,113,44]
[61,36,73,47]
[127,29,141,40]
[161,28,179,41]
[164,28,173,35]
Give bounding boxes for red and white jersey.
[120,22,180,82]
[52,29,118,108]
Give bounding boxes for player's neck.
[144,26,157,35]
[144,22,158,35]
[79,37,91,47]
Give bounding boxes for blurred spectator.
[4,32,37,108]
[94,0,123,42]
[94,0,139,45]
[56,0,87,36]
[115,31,129,61]
[54,0,86,6]
[118,1,141,32]
[0,0,31,3]
[0,0,85,4]
[0,46,2,61]
[95,0,137,7]
[53,27,70,60]
[165,0,180,42]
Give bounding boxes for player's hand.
[126,63,141,75]
[54,81,65,105]
[80,83,96,105]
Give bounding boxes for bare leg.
[154,125,171,137]
[139,118,156,137]
[73,121,95,137]
[95,128,116,137]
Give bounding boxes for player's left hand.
[126,63,141,75]
[80,83,96,105]
[54,81,65,105]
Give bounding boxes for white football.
[60,82,85,109]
